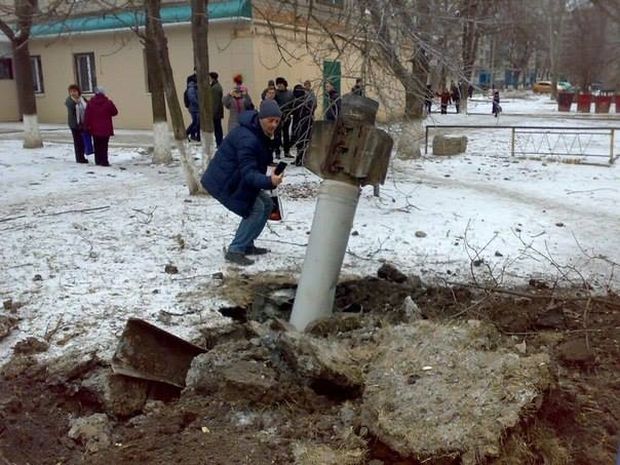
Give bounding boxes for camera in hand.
[274,161,287,175]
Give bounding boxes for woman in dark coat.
[64,84,89,164]
[84,87,118,167]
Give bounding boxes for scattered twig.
[7,263,33,269]
[44,316,64,343]
[259,238,307,248]
[565,188,617,195]
[449,295,490,319]
[443,280,620,307]
[583,297,592,350]
[131,206,157,224]
[503,327,620,336]
[171,274,215,282]
[0,214,27,223]
[39,205,110,217]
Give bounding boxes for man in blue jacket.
[201,99,284,266]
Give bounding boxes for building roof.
[31,0,252,37]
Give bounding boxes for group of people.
[65,85,118,166]
[424,81,501,116]
[424,81,466,115]
[183,72,352,167]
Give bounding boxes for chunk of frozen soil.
[67,413,112,454]
[361,320,551,464]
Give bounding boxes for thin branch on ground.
[39,206,111,218]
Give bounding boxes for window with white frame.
[31,56,44,93]
[74,52,97,93]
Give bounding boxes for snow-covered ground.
[1,94,619,364]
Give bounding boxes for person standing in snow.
[291,83,316,166]
[223,80,254,134]
[201,99,284,266]
[274,77,294,159]
[65,84,89,164]
[83,86,118,167]
[325,81,340,121]
[492,90,501,117]
[209,72,224,147]
[438,87,451,114]
[450,81,461,113]
[185,74,200,142]
[424,84,433,115]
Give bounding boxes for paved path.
[0,123,162,148]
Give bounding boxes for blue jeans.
[228,191,273,253]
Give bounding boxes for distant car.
[557,81,574,92]
[533,80,573,93]
[533,81,553,93]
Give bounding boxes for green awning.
[31,0,251,37]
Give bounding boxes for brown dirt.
[1,276,618,465]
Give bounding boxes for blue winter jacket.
[201,111,274,218]
[187,81,199,113]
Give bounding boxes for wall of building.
[28,21,256,130]
[23,14,401,130]
[0,42,20,122]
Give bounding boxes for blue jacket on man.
[201,110,274,218]
[187,81,200,113]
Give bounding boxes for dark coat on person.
[211,80,224,119]
[292,85,314,136]
[84,93,118,137]
[64,96,87,130]
[275,88,294,118]
[201,111,274,218]
[325,88,340,121]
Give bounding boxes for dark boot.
[245,245,269,255]
[225,251,254,266]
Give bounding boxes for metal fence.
[424,125,619,165]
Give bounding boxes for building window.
[74,52,97,93]
[0,58,13,79]
[31,56,44,93]
[317,0,344,6]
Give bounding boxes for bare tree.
[499,0,544,88]
[546,0,567,99]
[590,0,620,23]
[143,2,172,163]
[145,0,202,193]
[561,3,613,90]
[0,0,44,148]
[190,0,215,167]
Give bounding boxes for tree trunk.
[191,0,215,169]
[13,35,42,148]
[459,0,480,114]
[144,8,171,164]
[398,89,424,159]
[146,0,201,194]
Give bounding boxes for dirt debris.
[0,273,618,464]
